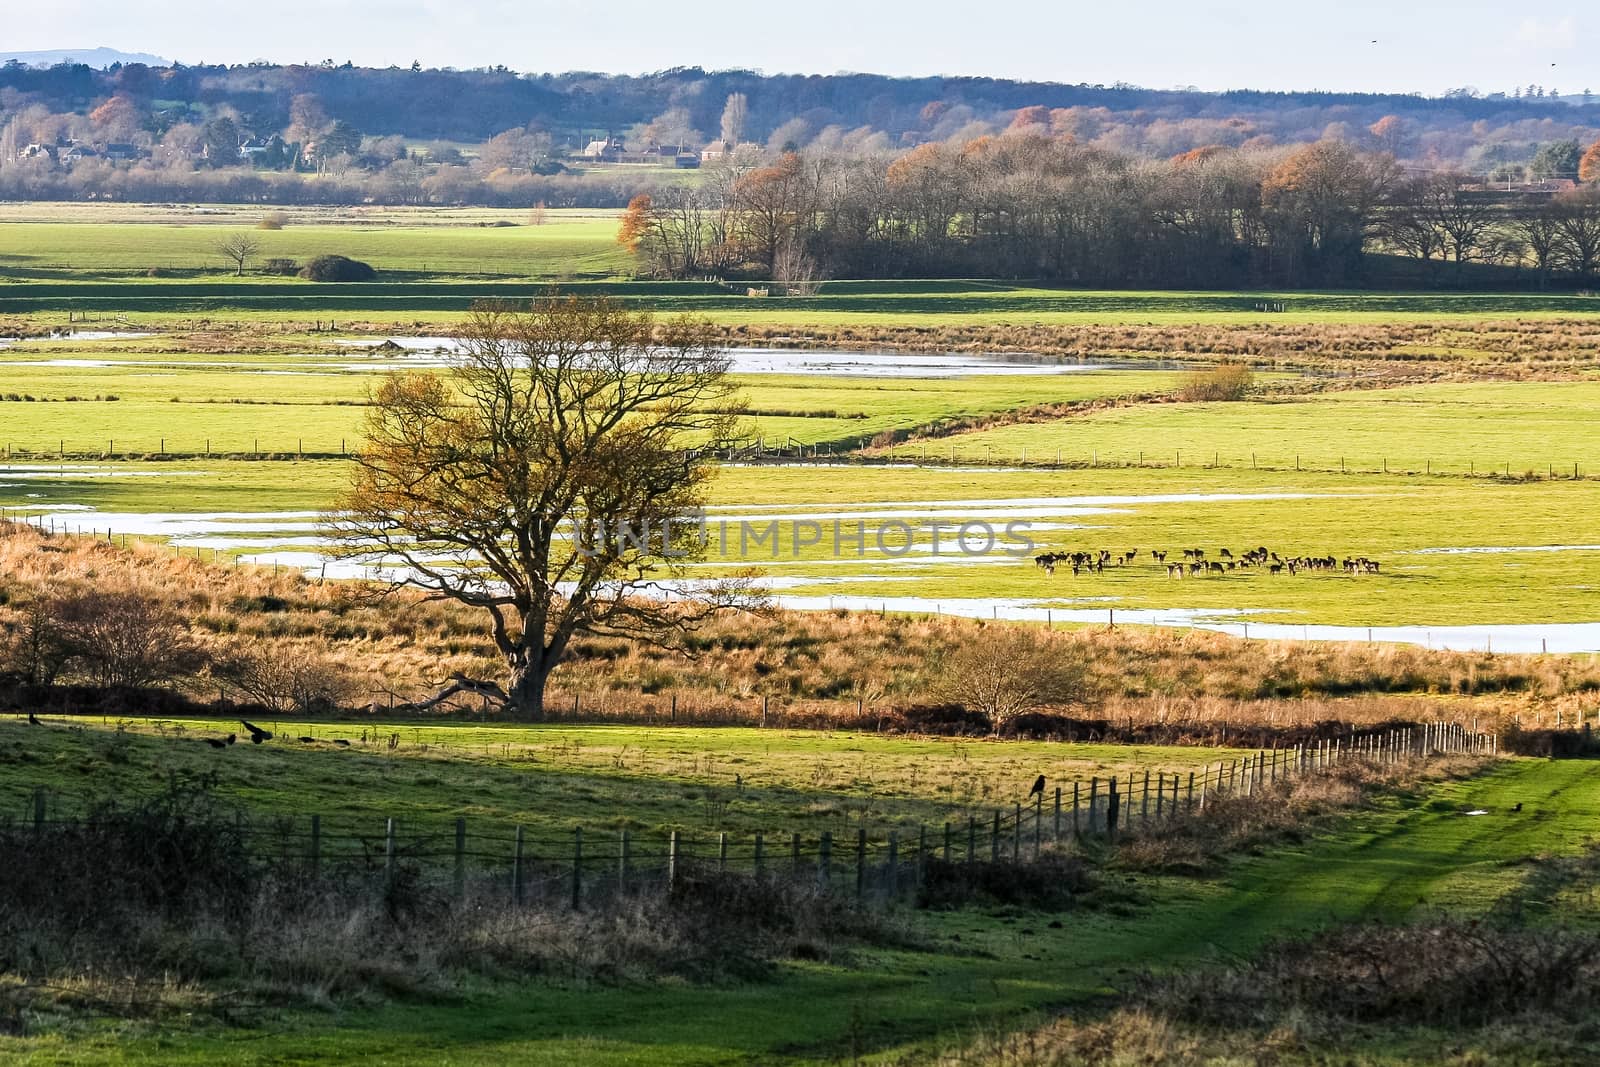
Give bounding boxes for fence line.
[0,437,1591,481]
[13,722,1492,909]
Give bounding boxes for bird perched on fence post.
[240,719,273,744]
[1029,774,1046,799]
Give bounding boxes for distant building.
[580,136,625,161]
[100,143,140,161]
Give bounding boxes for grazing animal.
[1029,774,1046,798]
[1220,548,1232,559]
[240,719,273,744]
[27,712,43,727]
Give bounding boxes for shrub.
[1177,362,1254,401]
[930,626,1090,729]
[261,257,299,275]
[257,212,287,230]
[298,254,376,282]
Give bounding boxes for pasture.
[4,734,1597,1064]
[5,459,1600,631]
[3,716,1246,857]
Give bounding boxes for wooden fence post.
[1013,803,1022,862]
[669,830,681,888]
[1107,777,1120,843]
[384,817,397,886]
[990,811,1001,863]
[1034,794,1043,856]
[887,832,900,900]
[571,828,583,910]
[1053,786,1062,840]
[719,831,728,873]
[1141,770,1151,823]
[1186,772,1195,813]
[1073,781,1081,839]
[620,829,632,893]
[513,825,525,906]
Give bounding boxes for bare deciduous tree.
[217,646,356,714]
[329,295,758,718]
[213,232,261,276]
[772,237,823,296]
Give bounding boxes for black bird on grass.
[240,719,273,744]
[204,733,236,749]
[1513,802,1523,813]
[1029,774,1046,799]
[332,738,351,747]
[27,712,43,727]
[297,736,317,744]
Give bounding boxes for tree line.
[621,139,1600,289]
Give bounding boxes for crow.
[332,738,351,747]
[1513,802,1523,813]
[240,719,273,744]
[297,736,317,744]
[204,734,235,749]
[27,712,43,727]
[1029,774,1046,799]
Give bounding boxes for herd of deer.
[1032,546,1382,578]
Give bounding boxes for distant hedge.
[299,255,377,282]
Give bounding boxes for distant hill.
[0,47,169,69]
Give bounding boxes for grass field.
[3,717,1245,856]
[0,214,630,281]
[5,747,1595,1064]
[899,379,1600,475]
[5,460,1600,630]
[0,344,1181,455]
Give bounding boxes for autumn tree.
[1580,141,1600,185]
[88,95,143,141]
[734,152,813,271]
[1262,140,1395,283]
[1368,114,1407,156]
[329,296,752,719]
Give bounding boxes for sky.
[2,1,1595,96]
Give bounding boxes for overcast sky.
[4,1,1595,96]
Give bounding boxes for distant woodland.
[3,61,1600,288]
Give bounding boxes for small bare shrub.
[931,626,1090,730]
[257,212,287,230]
[1177,362,1254,401]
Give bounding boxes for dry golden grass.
[3,520,1596,732]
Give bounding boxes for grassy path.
[8,759,1597,1065]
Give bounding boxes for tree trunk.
[506,661,550,721]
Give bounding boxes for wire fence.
[10,722,1492,909]
[0,435,1591,479]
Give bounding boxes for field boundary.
[13,723,1490,910]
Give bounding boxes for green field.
[4,717,1244,857]
[5,731,1596,1064]
[909,379,1600,475]
[5,460,1600,629]
[6,278,1600,325]
[0,211,628,282]
[0,343,1181,455]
